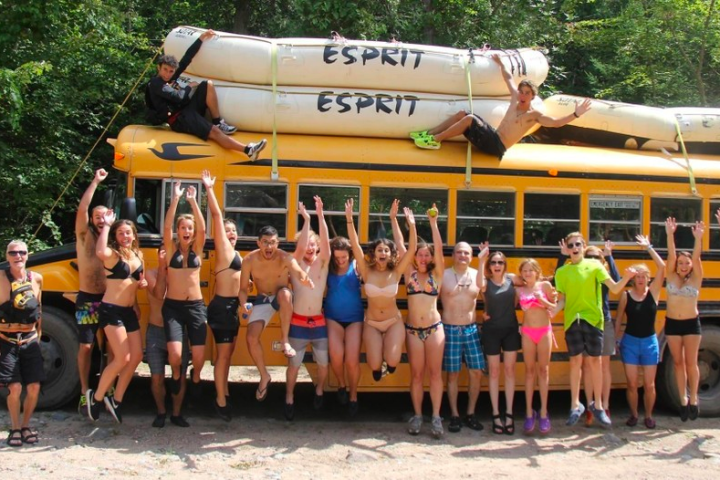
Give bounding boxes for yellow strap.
[24,44,164,242]
[673,117,698,196]
[270,41,279,181]
[464,54,474,188]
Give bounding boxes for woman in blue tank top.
[324,236,364,416]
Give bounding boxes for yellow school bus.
[27,124,720,413]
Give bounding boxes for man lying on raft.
[412,54,591,159]
[145,29,267,160]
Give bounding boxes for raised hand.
[173,181,184,199]
[403,207,416,226]
[345,198,354,220]
[95,168,108,183]
[635,234,651,249]
[314,195,324,216]
[575,98,592,117]
[427,203,439,225]
[389,199,400,221]
[201,169,215,189]
[692,221,706,239]
[623,267,638,279]
[298,201,310,221]
[603,240,615,257]
[186,185,197,201]
[665,217,677,235]
[559,238,570,256]
[102,209,116,226]
[478,241,489,260]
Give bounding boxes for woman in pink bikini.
[516,259,556,434]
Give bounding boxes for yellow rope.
[26,44,164,243]
[270,41,279,181]
[672,117,698,196]
[464,54,474,188]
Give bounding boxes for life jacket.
[0,270,40,325]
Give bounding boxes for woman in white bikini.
[663,217,704,421]
[345,198,417,382]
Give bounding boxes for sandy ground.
[2,365,720,479]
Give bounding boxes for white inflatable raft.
[539,94,679,151]
[181,74,545,139]
[165,26,549,97]
[668,108,720,153]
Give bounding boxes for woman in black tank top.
[614,235,665,429]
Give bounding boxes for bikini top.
[215,252,242,275]
[105,257,143,281]
[0,270,40,325]
[667,282,699,298]
[365,282,398,298]
[519,290,548,311]
[169,248,200,269]
[406,271,439,296]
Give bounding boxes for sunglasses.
[568,241,584,248]
[8,250,28,256]
[490,260,505,265]
[585,255,601,260]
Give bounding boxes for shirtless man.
[145,246,189,428]
[412,53,591,158]
[441,242,485,433]
[239,226,314,403]
[285,197,331,421]
[75,168,110,413]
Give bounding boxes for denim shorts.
[620,333,659,366]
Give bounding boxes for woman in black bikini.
[202,170,243,421]
[163,181,207,396]
[86,210,147,423]
[393,201,446,438]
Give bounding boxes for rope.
[270,41,279,181]
[464,53,474,188]
[26,44,164,243]
[672,117,698,196]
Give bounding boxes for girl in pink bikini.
[516,259,556,434]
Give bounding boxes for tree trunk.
[233,0,252,34]
[423,0,434,44]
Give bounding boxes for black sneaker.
[336,387,349,406]
[214,399,232,422]
[170,415,190,427]
[313,393,324,411]
[152,413,166,428]
[104,396,122,424]
[372,370,382,382]
[464,414,484,431]
[86,389,102,422]
[348,401,359,418]
[246,139,267,161]
[449,416,462,433]
[216,119,237,135]
[284,402,295,421]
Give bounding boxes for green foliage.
[0,0,718,250]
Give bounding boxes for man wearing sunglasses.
[0,241,44,446]
[553,233,636,428]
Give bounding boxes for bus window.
[710,199,720,250]
[162,180,208,237]
[368,187,448,241]
[589,195,642,244]
[650,197,702,249]
[224,183,288,239]
[134,178,162,235]
[298,185,360,239]
[456,191,515,246]
[523,193,580,246]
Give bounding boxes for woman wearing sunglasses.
[478,245,521,435]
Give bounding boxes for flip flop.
[256,377,271,402]
[283,343,296,358]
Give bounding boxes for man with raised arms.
[441,242,486,433]
[412,54,591,158]
[239,226,314,403]
[284,197,331,421]
[74,168,110,413]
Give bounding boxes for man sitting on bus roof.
[145,29,267,160]
[411,53,591,159]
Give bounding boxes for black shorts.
[98,302,140,333]
[481,325,521,356]
[0,335,45,386]
[75,291,104,344]
[463,115,507,159]
[207,295,239,345]
[565,319,604,357]
[163,298,208,347]
[169,81,212,141]
[665,316,702,336]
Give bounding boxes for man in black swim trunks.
[146,29,267,160]
[412,53,591,158]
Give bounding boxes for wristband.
[573,111,579,118]
[646,244,653,250]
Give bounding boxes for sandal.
[464,414,484,431]
[492,414,505,435]
[20,427,38,445]
[504,413,515,436]
[644,417,656,429]
[6,429,22,447]
[626,415,638,427]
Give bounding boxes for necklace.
[452,267,471,287]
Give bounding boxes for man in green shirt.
[554,232,635,427]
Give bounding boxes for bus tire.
[657,324,720,417]
[0,307,80,410]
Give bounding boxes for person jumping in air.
[145,29,267,160]
[411,53,591,159]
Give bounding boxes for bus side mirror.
[120,197,138,223]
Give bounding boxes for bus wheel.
[37,307,80,409]
[657,324,720,417]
